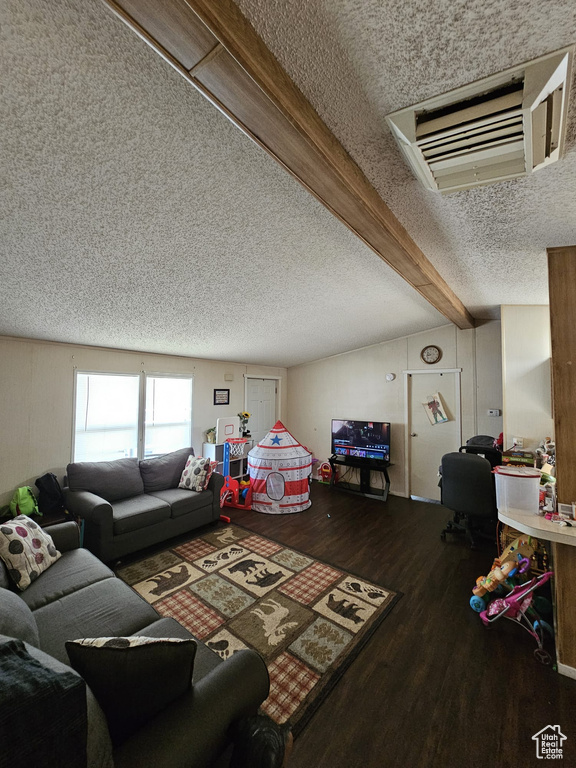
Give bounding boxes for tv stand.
[328,455,391,502]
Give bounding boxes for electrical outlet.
[512,437,524,448]
[487,409,501,417]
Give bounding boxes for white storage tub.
[494,465,542,515]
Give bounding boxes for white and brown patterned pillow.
[0,516,61,590]
[178,455,213,491]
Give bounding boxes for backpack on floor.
[9,486,40,518]
[35,473,65,516]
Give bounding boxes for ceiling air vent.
[386,47,574,194]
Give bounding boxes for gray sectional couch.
[0,522,270,768]
[64,447,225,563]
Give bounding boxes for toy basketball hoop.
[226,437,247,457]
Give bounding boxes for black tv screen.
[331,419,390,462]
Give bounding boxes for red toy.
[319,462,338,483]
[220,476,253,510]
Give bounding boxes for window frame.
[72,370,194,463]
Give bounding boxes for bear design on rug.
[147,565,190,597]
[326,594,366,625]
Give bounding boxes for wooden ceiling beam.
[103,0,475,329]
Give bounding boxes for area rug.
[116,524,401,734]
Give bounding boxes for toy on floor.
[219,440,253,511]
[470,535,537,612]
[479,571,555,664]
[220,476,253,510]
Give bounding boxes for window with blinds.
[145,376,193,457]
[73,372,193,462]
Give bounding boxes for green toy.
[9,486,40,517]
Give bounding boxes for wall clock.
[421,345,442,364]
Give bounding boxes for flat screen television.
[331,419,390,462]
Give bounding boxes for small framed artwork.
[213,388,230,405]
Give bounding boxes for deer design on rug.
[251,599,298,646]
[216,528,240,545]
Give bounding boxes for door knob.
[410,433,417,437]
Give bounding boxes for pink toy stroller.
[479,571,554,664]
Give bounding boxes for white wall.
[287,321,503,496]
[0,336,286,506]
[501,305,553,452]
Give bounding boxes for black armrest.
[114,649,270,768]
[63,489,113,525]
[44,521,80,552]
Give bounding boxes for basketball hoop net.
[226,437,247,457]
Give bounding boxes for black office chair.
[459,434,502,469]
[440,451,498,548]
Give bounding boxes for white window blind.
[74,373,140,462]
[73,372,193,462]
[144,376,192,457]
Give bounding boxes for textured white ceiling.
[237,0,576,318]
[1,0,575,367]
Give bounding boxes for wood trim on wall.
[547,245,576,671]
[102,0,475,330]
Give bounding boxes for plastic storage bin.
[494,465,542,515]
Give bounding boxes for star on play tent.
[270,435,282,445]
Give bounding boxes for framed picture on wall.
[213,388,230,405]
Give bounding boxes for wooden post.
[547,245,576,674]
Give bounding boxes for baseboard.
[557,662,576,679]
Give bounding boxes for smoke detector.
[386,47,574,194]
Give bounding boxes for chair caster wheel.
[534,648,552,665]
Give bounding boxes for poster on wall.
[422,393,449,425]
[213,388,230,405]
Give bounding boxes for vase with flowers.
[238,412,251,437]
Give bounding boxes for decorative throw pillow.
[65,636,196,744]
[178,455,213,491]
[204,460,218,490]
[0,516,61,590]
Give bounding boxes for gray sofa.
[0,522,270,768]
[64,447,225,563]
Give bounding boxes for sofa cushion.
[19,548,115,612]
[33,577,160,664]
[147,487,213,518]
[139,447,193,493]
[14,637,114,768]
[136,616,222,683]
[67,457,144,503]
[178,455,214,492]
[0,516,61,590]
[66,636,196,744]
[0,588,40,647]
[112,494,171,536]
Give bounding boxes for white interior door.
[407,370,461,501]
[246,378,277,443]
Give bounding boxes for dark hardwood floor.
[231,482,576,768]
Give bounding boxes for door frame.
[403,368,462,499]
[243,375,282,424]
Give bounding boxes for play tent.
[247,421,312,514]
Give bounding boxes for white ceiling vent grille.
[386,48,574,194]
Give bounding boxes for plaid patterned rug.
[116,524,401,734]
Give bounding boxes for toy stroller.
[479,571,554,664]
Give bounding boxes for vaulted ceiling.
[1,0,575,366]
